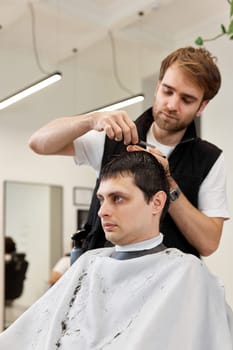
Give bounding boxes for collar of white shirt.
[115,233,163,252]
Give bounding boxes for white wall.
[0,124,96,248]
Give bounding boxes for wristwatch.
[169,187,181,202]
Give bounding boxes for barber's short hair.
[159,46,221,101]
[99,151,170,220]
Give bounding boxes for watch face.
[170,188,181,202]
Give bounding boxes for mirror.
[3,181,63,329]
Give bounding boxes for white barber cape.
[0,247,233,350]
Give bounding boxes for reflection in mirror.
[3,181,63,329]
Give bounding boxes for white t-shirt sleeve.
[198,153,230,219]
[73,130,105,175]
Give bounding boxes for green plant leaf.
[221,24,227,33]
[230,0,233,17]
[194,1,233,45]
[195,37,204,46]
[228,19,233,33]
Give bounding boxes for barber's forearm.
[168,192,223,256]
[28,113,94,155]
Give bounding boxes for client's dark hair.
[99,151,170,221]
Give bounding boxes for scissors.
[137,140,156,149]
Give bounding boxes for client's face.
[97,174,157,246]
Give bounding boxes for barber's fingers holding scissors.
[91,111,138,145]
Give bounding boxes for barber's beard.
[153,108,195,133]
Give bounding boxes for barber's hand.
[127,144,170,176]
[91,111,138,145]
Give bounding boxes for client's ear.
[152,191,167,215]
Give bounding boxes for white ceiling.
[0,0,229,65]
[0,0,229,130]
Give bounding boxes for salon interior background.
[0,0,233,330]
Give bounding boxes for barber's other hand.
[127,144,170,175]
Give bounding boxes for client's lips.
[102,223,117,231]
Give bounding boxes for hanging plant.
[195,0,233,46]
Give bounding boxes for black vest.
[81,108,222,258]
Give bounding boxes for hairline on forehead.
[97,173,138,196]
[161,63,205,99]
[158,46,221,100]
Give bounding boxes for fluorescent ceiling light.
[87,94,144,113]
[0,71,62,111]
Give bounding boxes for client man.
[0,151,232,350]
